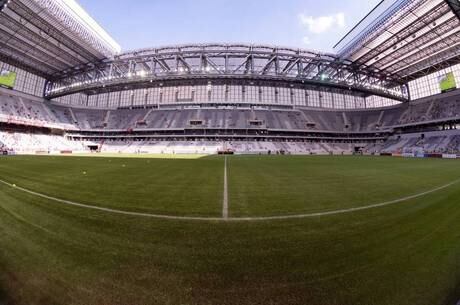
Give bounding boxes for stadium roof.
[44,43,408,102]
[0,0,121,78]
[1,0,458,102]
[334,0,460,82]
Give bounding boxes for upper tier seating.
[2,89,460,135]
[0,93,59,125]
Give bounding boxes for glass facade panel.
[49,83,408,110]
[0,60,46,96]
[409,63,460,100]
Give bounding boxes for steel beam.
[445,0,460,21]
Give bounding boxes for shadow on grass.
[0,285,12,305]
[445,286,460,305]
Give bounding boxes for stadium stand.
[1,93,57,125]
[39,105,402,132]
[0,131,86,154]
[2,89,460,155]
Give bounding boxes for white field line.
[222,156,229,219]
[0,178,459,222]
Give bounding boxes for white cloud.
[302,36,311,45]
[299,13,346,34]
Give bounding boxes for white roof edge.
[57,0,121,54]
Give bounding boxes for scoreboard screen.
[438,72,457,93]
[0,70,17,89]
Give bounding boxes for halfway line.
[222,156,229,219]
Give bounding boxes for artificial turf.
[0,155,460,305]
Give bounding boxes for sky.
[77,0,383,53]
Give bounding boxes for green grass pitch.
[1,155,460,305]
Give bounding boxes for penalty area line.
[0,178,459,222]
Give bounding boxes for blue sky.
[78,0,382,53]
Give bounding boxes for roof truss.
[45,44,408,102]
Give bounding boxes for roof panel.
[336,0,460,81]
[0,0,120,79]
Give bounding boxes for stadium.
[1,0,460,304]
